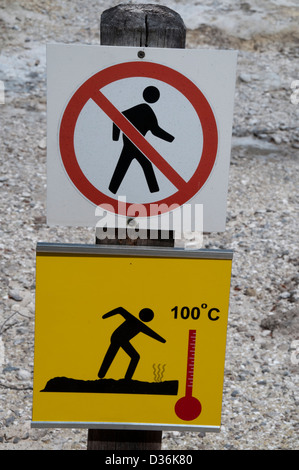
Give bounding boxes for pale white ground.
[0,0,298,450]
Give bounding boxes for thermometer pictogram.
[175,329,202,421]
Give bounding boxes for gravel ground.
[0,0,298,450]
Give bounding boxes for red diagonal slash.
[91,90,187,191]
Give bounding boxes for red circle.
[59,61,218,216]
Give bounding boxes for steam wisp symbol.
[153,363,166,383]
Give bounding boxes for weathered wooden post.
[100,4,185,48]
[87,3,186,450]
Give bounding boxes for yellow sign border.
[32,243,233,432]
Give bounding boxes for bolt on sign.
[32,243,233,432]
[46,44,237,232]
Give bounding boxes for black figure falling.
[98,307,166,380]
[108,86,174,194]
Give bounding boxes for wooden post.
[100,4,186,48]
[87,3,186,450]
[87,429,163,451]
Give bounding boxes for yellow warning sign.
[32,243,233,432]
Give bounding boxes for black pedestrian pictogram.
[109,86,175,194]
[98,306,166,380]
[41,306,179,396]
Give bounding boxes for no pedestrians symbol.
[59,61,218,217]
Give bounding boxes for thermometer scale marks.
[175,329,202,421]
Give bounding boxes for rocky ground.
[0,0,298,450]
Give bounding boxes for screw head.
[138,50,145,59]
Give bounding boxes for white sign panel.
[47,45,237,232]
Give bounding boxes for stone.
[8,290,23,302]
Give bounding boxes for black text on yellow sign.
[32,244,233,432]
